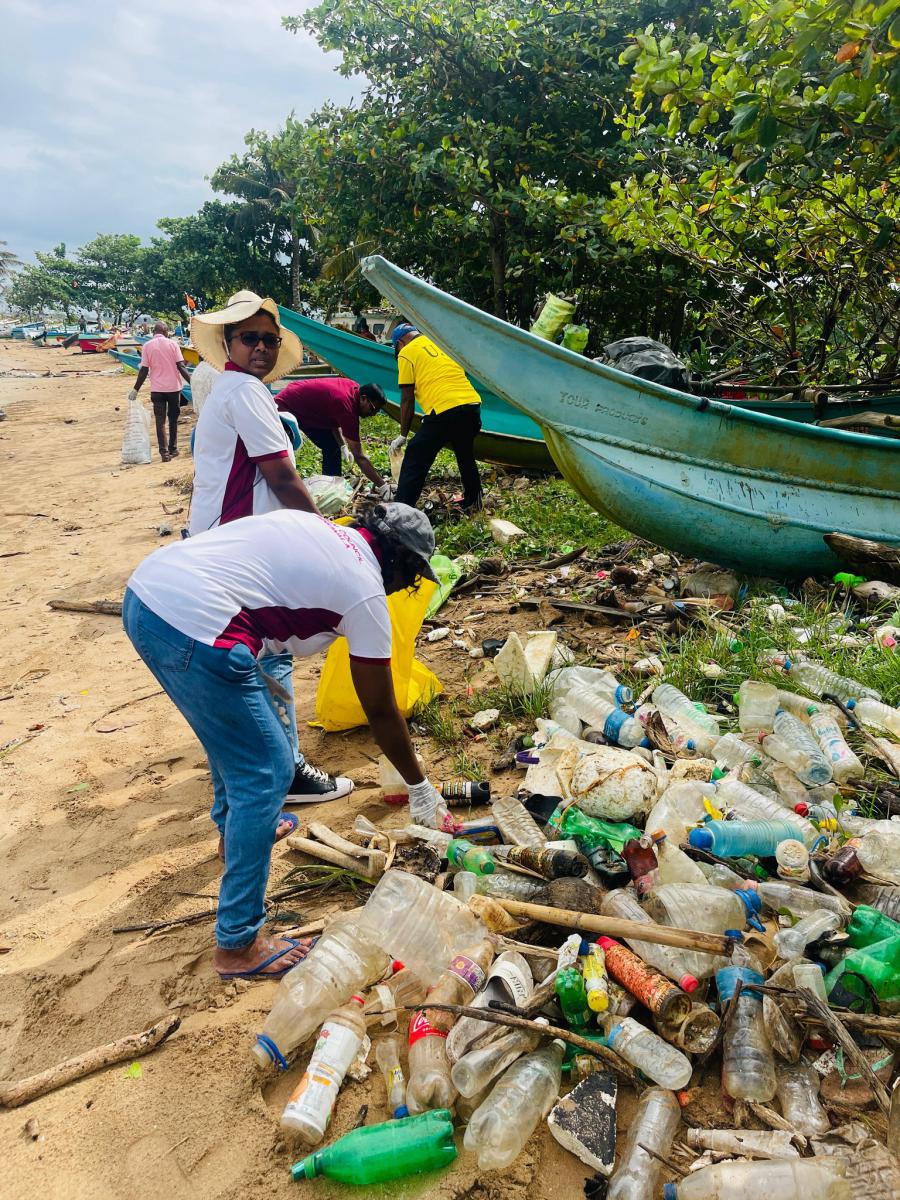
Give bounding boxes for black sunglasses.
[229,331,282,350]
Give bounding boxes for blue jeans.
[123,589,294,948]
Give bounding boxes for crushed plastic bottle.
[292,1110,457,1184]
[364,968,426,1029]
[825,934,900,1009]
[847,904,900,949]
[755,879,851,922]
[774,1061,831,1136]
[375,1035,409,1118]
[653,682,722,735]
[599,889,701,991]
[605,1015,693,1088]
[737,680,779,733]
[463,1041,564,1169]
[474,869,546,901]
[607,1087,681,1200]
[646,882,762,954]
[645,781,715,844]
[713,732,766,770]
[663,1158,849,1200]
[490,795,547,847]
[773,910,841,960]
[450,1025,542,1097]
[717,945,776,1101]
[426,937,497,1032]
[655,836,708,886]
[251,914,390,1068]
[281,994,367,1142]
[856,828,900,884]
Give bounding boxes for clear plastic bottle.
[474,869,546,901]
[647,882,762,960]
[406,1010,456,1113]
[773,910,841,959]
[737,680,779,733]
[848,697,900,737]
[713,732,765,769]
[850,882,900,924]
[714,777,819,847]
[490,795,547,847]
[463,1041,564,1169]
[716,946,776,1102]
[656,837,708,886]
[553,664,633,707]
[806,706,864,782]
[764,711,832,785]
[774,1061,831,1135]
[425,937,497,1033]
[689,818,801,859]
[450,1025,541,1097]
[608,1087,681,1200]
[776,689,848,726]
[605,1016,693,1088]
[663,1158,849,1200]
[792,960,828,1002]
[378,752,425,803]
[375,1035,409,1119]
[653,682,721,736]
[281,995,367,1142]
[566,684,645,748]
[754,879,851,921]
[768,764,810,812]
[356,870,487,986]
[452,870,479,901]
[767,652,881,703]
[599,889,701,991]
[645,781,716,844]
[364,967,426,1029]
[856,829,900,884]
[251,915,390,1067]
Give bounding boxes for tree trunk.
[488,211,508,320]
[290,222,301,310]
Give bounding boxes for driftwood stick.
[49,598,123,616]
[824,532,900,585]
[0,1015,180,1108]
[533,545,588,569]
[493,898,734,956]
[285,834,383,880]
[307,823,387,877]
[795,985,891,1116]
[406,1001,643,1088]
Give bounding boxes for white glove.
[375,481,395,500]
[341,442,354,465]
[389,435,408,454]
[407,778,458,832]
[127,389,138,403]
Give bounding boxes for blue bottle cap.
[394,1104,410,1119]
[663,1185,678,1200]
[688,827,713,850]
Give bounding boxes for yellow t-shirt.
[397,335,481,416]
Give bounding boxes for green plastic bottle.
[550,805,643,857]
[825,935,900,1011]
[446,838,495,876]
[555,966,592,1031]
[846,904,900,950]
[291,1110,457,1184]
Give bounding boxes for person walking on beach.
[130,322,192,461]
[123,503,452,978]
[276,375,390,492]
[189,290,352,804]
[390,324,483,511]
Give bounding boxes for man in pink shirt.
[131,322,192,461]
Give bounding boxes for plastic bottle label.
[602,708,630,743]
[446,954,487,995]
[408,1011,448,1045]
[283,1022,361,1127]
[602,942,682,1017]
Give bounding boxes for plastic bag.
[600,337,690,391]
[561,323,589,353]
[530,293,576,343]
[313,578,443,731]
[424,554,463,619]
[304,474,354,517]
[121,394,151,464]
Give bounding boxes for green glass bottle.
[846,904,900,950]
[825,935,900,1011]
[555,965,592,1031]
[291,1110,457,1184]
[446,838,495,876]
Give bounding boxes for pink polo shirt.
[140,334,186,392]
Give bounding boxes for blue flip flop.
[277,811,300,840]
[217,934,319,981]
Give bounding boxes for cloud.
[0,0,358,262]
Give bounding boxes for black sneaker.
[285,760,354,804]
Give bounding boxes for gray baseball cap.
[369,502,438,582]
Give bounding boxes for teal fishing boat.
[360,256,900,577]
[277,305,554,470]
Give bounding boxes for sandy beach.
[0,340,600,1200]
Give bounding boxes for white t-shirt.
[128,511,393,663]
[188,365,293,535]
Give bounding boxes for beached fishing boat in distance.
[360,256,900,577]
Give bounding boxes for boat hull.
[360,256,900,576]
[277,305,555,471]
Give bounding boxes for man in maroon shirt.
[276,376,389,492]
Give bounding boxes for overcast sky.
[0,0,358,266]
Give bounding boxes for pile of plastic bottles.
[244,652,900,1196]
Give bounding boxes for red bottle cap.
[795,802,810,816]
[679,974,700,994]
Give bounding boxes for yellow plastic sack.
[312,578,443,732]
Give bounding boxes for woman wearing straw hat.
[190,291,353,804]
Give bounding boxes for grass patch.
[474,678,557,723]
[451,749,483,781]
[412,695,462,748]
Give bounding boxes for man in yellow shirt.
[390,324,483,511]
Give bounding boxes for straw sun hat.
[190,290,302,383]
